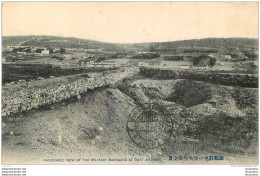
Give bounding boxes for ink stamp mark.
[126,104,173,149]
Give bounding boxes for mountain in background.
[153,38,258,48]
[2,35,123,51]
[2,35,258,52]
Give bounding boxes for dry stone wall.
[140,67,258,88]
[2,67,139,117]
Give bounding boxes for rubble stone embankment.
[140,67,258,88]
[2,67,139,117]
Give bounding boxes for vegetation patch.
[167,80,213,107]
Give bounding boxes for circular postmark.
[126,104,173,149]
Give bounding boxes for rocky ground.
[2,78,258,164]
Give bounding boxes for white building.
[41,49,50,55]
[180,65,191,69]
[224,55,232,60]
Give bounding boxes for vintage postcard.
[1,2,258,164]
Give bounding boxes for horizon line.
[2,35,258,45]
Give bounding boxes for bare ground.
[2,79,258,164]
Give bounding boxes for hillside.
[156,38,258,48]
[2,35,123,51]
[3,36,258,51]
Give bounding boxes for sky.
[2,2,259,43]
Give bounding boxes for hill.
[156,38,258,48]
[2,36,258,52]
[2,35,123,51]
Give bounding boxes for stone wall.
[2,67,139,117]
[140,67,258,88]
[3,66,257,117]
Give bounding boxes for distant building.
[102,60,116,68]
[180,65,191,69]
[17,52,27,55]
[85,61,95,67]
[127,60,139,66]
[79,60,86,66]
[225,55,232,60]
[254,61,258,66]
[79,59,116,68]
[144,60,161,66]
[53,48,61,53]
[86,48,103,52]
[193,63,209,69]
[2,46,14,52]
[41,49,50,55]
[208,53,214,58]
[137,52,157,54]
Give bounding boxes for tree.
[48,48,53,54]
[209,57,217,67]
[35,48,43,53]
[192,56,203,66]
[59,48,66,54]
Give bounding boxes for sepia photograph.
[1,2,258,165]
